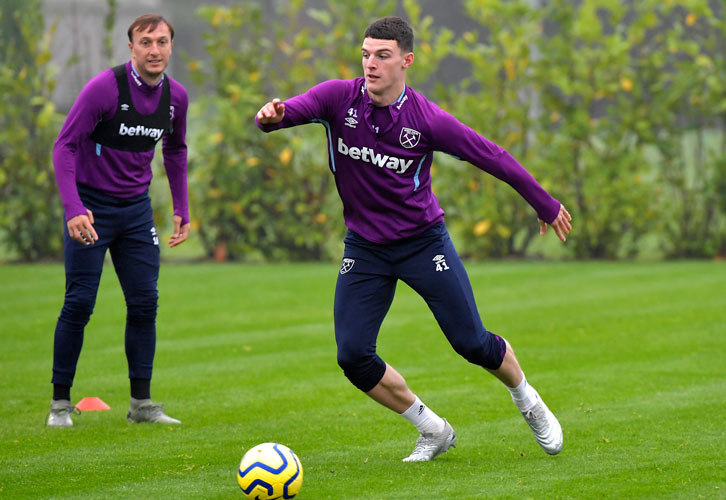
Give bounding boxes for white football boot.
[402,418,457,462]
[127,401,181,424]
[46,399,79,427]
[520,389,563,455]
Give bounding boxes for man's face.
[128,22,173,84]
[361,38,412,102]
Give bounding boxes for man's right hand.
[67,209,98,245]
[256,98,285,124]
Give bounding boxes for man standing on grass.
[256,16,572,461]
[48,14,189,427]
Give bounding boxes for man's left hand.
[539,204,572,242]
[168,215,190,247]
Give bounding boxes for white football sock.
[507,373,538,412]
[400,396,446,435]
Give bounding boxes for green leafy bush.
[0,1,64,261]
[4,0,725,261]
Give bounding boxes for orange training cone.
[75,397,111,411]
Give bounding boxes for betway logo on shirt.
[337,138,413,174]
[119,123,165,141]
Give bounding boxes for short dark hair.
[127,14,174,42]
[364,16,414,53]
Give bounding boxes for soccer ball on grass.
[237,442,303,499]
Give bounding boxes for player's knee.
[126,290,158,325]
[336,346,386,392]
[59,297,96,326]
[451,332,505,370]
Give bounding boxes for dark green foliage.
[183,0,725,261]
[2,0,725,260]
[0,0,64,261]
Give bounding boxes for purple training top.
[256,77,560,244]
[54,61,189,224]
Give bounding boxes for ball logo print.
[237,443,303,500]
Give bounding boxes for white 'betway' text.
[337,138,413,174]
[119,123,164,141]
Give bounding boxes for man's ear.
[403,52,414,68]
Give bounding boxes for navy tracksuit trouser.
[52,184,160,387]
[334,222,506,392]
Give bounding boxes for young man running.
[48,14,189,427]
[256,16,571,461]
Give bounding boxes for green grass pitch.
[0,261,724,499]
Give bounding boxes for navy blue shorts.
[334,222,506,392]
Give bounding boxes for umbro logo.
[345,117,358,128]
[121,103,130,111]
[417,405,425,416]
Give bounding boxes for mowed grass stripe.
[0,261,723,499]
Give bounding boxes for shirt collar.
[129,62,165,89]
[361,81,408,110]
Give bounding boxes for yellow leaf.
[620,77,634,92]
[232,202,243,214]
[211,9,223,27]
[211,132,224,145]
[685,13,697,26]
[504,58,516,80]
[338,63,352,80]
[313,213,327,225]
[473,220,491,236]
[246,157,260,167]
[279,148,293,166]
